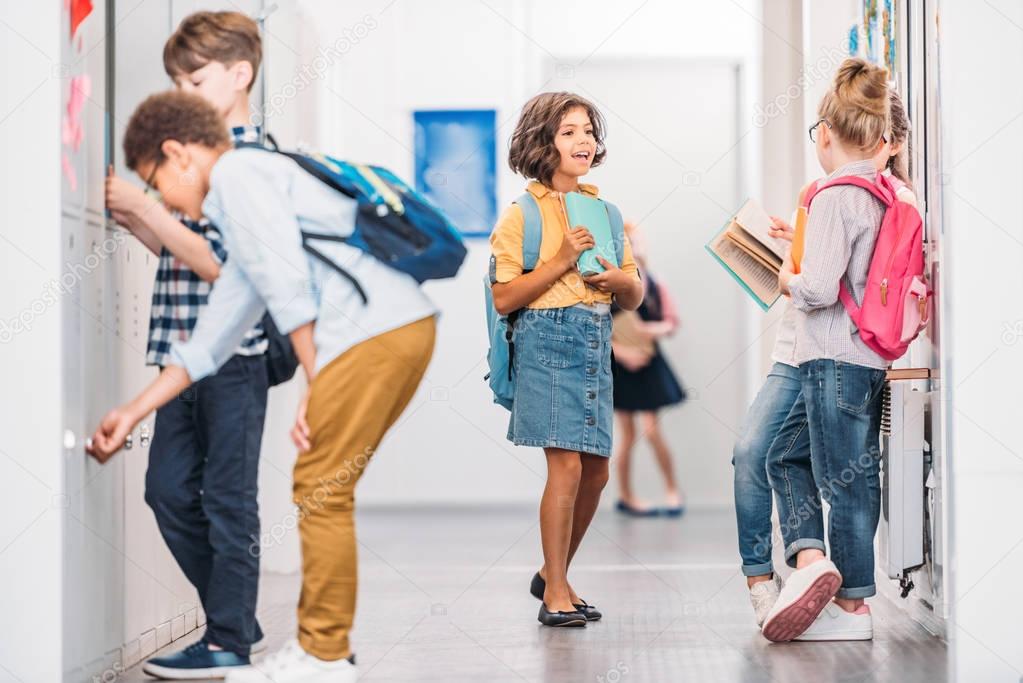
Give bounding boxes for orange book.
[791,206,807,274]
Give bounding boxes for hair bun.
[833,57,889,117]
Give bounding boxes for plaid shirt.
[145,126,269,366]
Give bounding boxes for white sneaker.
[794,602,873,641]
[225,641,358,683]
[761,558,842,642]
[250,637,268,654]
[749,577,781,627]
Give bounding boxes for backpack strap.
[235,141,369,305]
[500,192,544,381]
[602,199,626,266]
[805,174,893,322]
[799,179,819,208]
[808,173,894,208]
[235,140,358,200]
[837,284,861,319]
[514,192,543,272]
[299,231,369,305]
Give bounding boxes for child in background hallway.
[611,221,687,517]
[101,12,269,678]
[761,57,894,643]
[489,92,643,627]
[89,89,437,683]
[732,86,916,633]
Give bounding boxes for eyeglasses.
[143,150,164,199]
[808,118,831,142]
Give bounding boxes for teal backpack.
[484,192,625,409]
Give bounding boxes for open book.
[705,199,787,311]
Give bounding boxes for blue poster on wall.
[414,109,497,237]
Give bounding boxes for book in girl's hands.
[791,206,808,273]
[705,198,788,311]
[564,191,619,276]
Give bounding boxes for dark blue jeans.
[144,354,268,655]
[732,362,810,577]
[767,359,885,600]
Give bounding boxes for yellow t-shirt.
[489,181,640,308]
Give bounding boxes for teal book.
[704,198,784,311]
[564,191,618,276]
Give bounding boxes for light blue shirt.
[169,148,437,381]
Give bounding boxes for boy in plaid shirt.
[104,12,270,679]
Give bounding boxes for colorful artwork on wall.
[860,0,897,70]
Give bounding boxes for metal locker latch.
[124,433,134,450]
[140,424,151,448]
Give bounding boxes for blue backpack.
[240,136,467,303]
[484,192,624,409]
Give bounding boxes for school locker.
[58,0,131,676]
[117,234,183,650]
[77,0,107,219]
[112,0,172,183]
[109,0,211,656]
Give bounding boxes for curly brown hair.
[508,92,607,186]
[164,11,262,91]
[123,90,230,171]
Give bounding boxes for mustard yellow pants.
[293,315,436,660]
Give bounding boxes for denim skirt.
[507,303,614,457]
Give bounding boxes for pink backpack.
[804,172,929,361]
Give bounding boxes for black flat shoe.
[531,573,602,621]
[574,600,602,621]
[530,572,545,600]
[538,603,587,627]
[616,500,659,517]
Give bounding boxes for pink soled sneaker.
[761,559,842,642]
[794,603,873,641]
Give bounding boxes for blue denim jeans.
[767,359,886,599]
[144,354,268,655]
[732,362,808,577]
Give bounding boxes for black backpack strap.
[504,309,522,381]
[300,231,369,305]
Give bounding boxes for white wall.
[0,4,65,682]
[257,0,765,522]
[0,1,310,677]
[939,1,1023,679]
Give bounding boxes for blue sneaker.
[142,640,250,680]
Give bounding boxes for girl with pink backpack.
[758,58,928,643]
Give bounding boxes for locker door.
[60,212,88,678]
[60,0,128,678]
[74,0,107,219]
[117,234,160,649]
[110,0,189,652]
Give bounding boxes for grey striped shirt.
[788,159,888,369]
